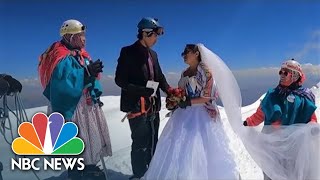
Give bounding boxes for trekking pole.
[150,98,156,157]
[121,113,129,122]
[150,118,155,157]
[100,154,109,180]
[0,161,3,180]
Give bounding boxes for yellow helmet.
[60,19,85,37]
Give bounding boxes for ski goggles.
[143,27,164,36]
[154,27,164,35]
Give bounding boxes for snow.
[0,86,319,180]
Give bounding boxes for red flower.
[166,87,187,110]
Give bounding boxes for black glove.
[97,98,104,107]
[0,74,22,94]
[127,84,154,97]
[178,96,191,109]
[243,121,248,126]
[86,59,104,77]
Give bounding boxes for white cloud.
[312,30,320,38]
[234,64,320,77]
[293,29,320,60]
[167,72,179,75]
[106,75,114,79]
[20,78,40,86]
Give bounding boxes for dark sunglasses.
[81,25,86,31]
[181,44,198,56]
[181,49,192,57]
[279,70,291,76]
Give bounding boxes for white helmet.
[60,19,85,37]
[281,59,303,76]
[281,58,306,85]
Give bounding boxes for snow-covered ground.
[0,86,319,180]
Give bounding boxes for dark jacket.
[115,41,170,113]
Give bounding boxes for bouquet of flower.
[166,87,186,110]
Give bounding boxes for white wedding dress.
[143,63,239,180]
[144,43,320,180]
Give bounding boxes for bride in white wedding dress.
[143,44,239,180]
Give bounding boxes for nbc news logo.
[11,112,85,171]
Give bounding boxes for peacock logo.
[12,112,84,155]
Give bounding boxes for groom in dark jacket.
[115,17,170,179]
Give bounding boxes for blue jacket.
[261,88,316,125]
[43,56,102,120]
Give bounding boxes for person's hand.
[86,59,103,77]
[97,98,104,107]
[178,96,191,109]
[243,121,248,126]
[166,86,174,96]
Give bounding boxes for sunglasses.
[279,70,291,76]
[181,50,192,57]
